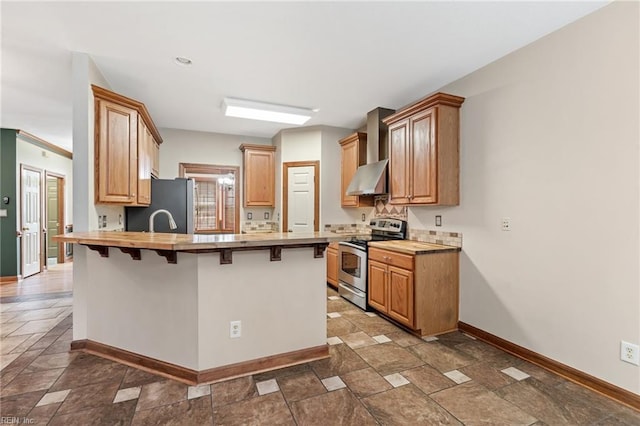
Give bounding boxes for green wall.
[0,129,18,279]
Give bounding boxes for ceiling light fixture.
[174,57,192,66]
[222,97,314,125]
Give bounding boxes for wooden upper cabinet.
[137,116,152,205]
[151,140,160,178]
[92,85,162,206]
[240,144,276,207]
[384,92,464,206]
[339,132,373,208]
[95,99,138,204]
[388,120,410,204]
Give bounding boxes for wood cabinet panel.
[387,265,414,326]
[137,116,152,205]
[339,132,373,208]
[95,99,137,204]
[240,144,276,207]
[369,247,413,270]
[151,140,160,178]
[414,252,459,335]
[383,92,464,206]
[368,245,459,336]
[326,243,338,288]
[388,121,410,204]
[410,109,437,204]
[368,259,388,312]
[93,85,162,206]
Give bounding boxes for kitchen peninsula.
[54,231,353,384]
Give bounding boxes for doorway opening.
[45,172,65,268]
[20,164,43,278]
[282,161,319,233]
[179,163,240,234]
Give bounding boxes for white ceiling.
[1,1,609,152]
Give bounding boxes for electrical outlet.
[230,321,241,338]
[361,213,366,222]
[435,215,442,227]
[501,217,511,231]
[621,341,639,365]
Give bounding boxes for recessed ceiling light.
[222,97,314,125]
[174,57,192,66]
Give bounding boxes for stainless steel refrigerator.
[125,178,194,233]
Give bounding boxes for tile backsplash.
[324,223,371,234]
[243,220,279,233]
[408,229,462,248]
[374,195,407,219]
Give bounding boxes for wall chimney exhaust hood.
[345,107,395,197]
[346,159,388,196]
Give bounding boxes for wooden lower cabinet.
[368,247,458,336]
[387,265,414,326]
[326,242,339,288]
[368,260,388,311]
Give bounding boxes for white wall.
[274,127,322,228]
[158,128,272,180]
[409,1,639,393]
[16,139,73,229]
[273,125,367,229]
[71,52,112,341]
[280,128,322,162]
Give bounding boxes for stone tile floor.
[1,288,639,425]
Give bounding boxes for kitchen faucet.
[149,209,178,232]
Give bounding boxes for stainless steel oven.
[338,241,368,309]
[337,218,407,311]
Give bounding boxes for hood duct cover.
[346,159,388,196]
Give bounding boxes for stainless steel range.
[338,218,407,310]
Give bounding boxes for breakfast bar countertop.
[54,230,365,251]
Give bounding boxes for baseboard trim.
[458,322,640,411]
[71,339,197,384]
[70,339,329,385]
[0,276,18,284]
[197,344,329,384]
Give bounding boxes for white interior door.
[22,166,42,278]
[287,166,315,233]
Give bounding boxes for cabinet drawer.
[369,247,413,270]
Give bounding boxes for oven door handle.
[339,283,366,297]
[339,241,367,251]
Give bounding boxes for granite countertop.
[368,240,461,255]
[54,231,368,251]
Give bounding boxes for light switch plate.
[0,209,7,217]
